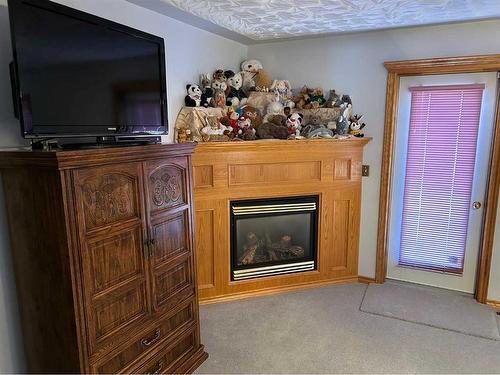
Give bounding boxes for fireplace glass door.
[230,196,318,281]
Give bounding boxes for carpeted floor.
[361,281,500,341]
[196,282,500,374]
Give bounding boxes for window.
[399,84,484,273]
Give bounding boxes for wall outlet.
[362,165,370,177]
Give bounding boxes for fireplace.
[230,196,318,281]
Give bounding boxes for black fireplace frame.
[230,195,319,281]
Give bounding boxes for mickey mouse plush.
[185,84,204,107]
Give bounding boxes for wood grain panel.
[195,209,215,290]
[152,212,189,266]
[193,138,370,303]
[153,257,194,312]
[229,161,321,186]
[194,165,214,188]
[334,159,352,180]
[87,227,144,294]
[332,200,350,269]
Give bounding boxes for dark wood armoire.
[0,143,207,373]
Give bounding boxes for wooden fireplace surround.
[192,138,371,303]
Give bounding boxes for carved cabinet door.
[73,162,152,355]
[142,157,196,315]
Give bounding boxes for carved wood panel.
[147,164,186,213]
[74,163,141,231]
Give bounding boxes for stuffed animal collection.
[181,59,366,141]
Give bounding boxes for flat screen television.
[8,0,168,141]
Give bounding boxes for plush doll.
[335,94,352,108]
[293,86,313,110]
[349,114,366,137]
[226,72,248,107]
[263,101,284,123]
[241,105,263,129]
[336,97,353,137]
[220,107,240,137]
[237,115,256,140]
[199,73,213,106]
[213,69,225,82]
[301,116,334,138]
[254,69,273,92]
[240,59,264,94]
[310,87,326,108]
[184,84,203,107]
[286,112,304,138]
[271,80,295,108]
[201,116,231,142]
[325,89,339,108]
[257,114,289,139]
[211,89,226,108]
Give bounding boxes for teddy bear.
[310,87,326,108]
[237,115,256,140]
[254,69,273,92]
[325,89,339,108]
[213,69,225,82]
[240,59,265,94]
[184,84,204,107]
[240,105,263,129]
[293,86,313,110]
[349,114,366,137]
[271,80,295,108]
[257,114,289,139]
[286,112,304,138]
[210,88,226,108]
[226,72,248,107]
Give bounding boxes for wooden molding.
[375,54,500,304]
[487,300,500,309]
[358,276,376,284]
[384,54,500,75]
[476,86,500,303]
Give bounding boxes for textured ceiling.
[156,0,500,41]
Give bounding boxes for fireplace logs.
[238,231,305,266]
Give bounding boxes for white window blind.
[399,84,484,273]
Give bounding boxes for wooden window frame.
[375,54,500,303]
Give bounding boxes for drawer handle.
[147,360,164,375]
[141,328,161,347]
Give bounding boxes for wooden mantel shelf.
[192,137,371,303]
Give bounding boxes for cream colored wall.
[0,0,247,371]
[247,20,500,299]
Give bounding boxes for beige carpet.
[196,283,500,374]
[360,281,500,341]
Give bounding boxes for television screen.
[8,0,168,138]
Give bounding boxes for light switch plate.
[362,165,370,177]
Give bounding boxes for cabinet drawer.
[93,300,196,374]
[134,328,197,375]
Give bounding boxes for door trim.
[375,54,500,303]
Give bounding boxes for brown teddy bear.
[257,114,289,139]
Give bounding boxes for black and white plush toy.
[286,112,304,138]
[184,84,203,107]
[226,72,247,107]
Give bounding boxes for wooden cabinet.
[0,143,207,373]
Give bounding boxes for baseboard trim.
[358,276,376,284]
[199,277,359,305]
[487,299,500,309]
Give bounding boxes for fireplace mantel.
[192,138,371,303]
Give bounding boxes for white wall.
[0,0,247,372]
[247,20,500,299]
